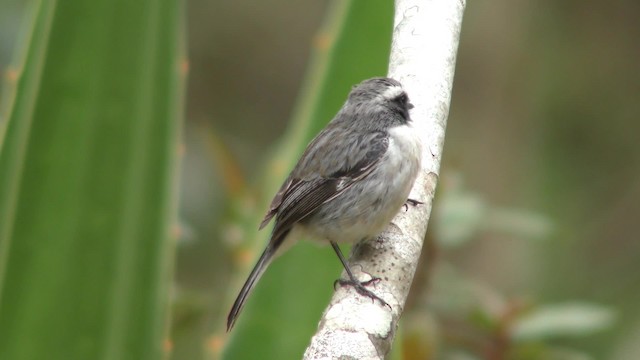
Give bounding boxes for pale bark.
[303,0,465,358]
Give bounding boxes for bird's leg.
[330,241,390,309]
[403,198,423,211]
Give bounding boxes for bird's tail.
[226,243,276,331]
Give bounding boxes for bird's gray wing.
[261,131,389,245]
[228,131,387,331]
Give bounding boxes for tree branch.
[303,0,465,358]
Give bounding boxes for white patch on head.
[381,85,404,100]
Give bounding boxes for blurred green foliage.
[2,0,639,359]
[182,0,639,358]
[0,0,183,359]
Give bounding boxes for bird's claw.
[334,277,391,309]
[403,198,424,211]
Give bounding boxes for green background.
[1,0,639,359]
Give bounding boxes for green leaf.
[538,347,594,360]
[434,186,486,248]
[434,174,552,248]
[221,0,394,359]
[510,344,595,360]
[512,303,615,341]
[0,0,184,359]
[443,351,482,360]
[485,207,553,241]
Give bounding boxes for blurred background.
[2,0,639,359]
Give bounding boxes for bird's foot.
[334,277,391,309]
[403,198,424,211]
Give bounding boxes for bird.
[226,77,422,331]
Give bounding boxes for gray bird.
[227,77,422,331]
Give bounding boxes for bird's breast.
[302,124,422,244]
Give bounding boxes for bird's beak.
[407,102,415,110]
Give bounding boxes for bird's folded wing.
[262,131,390,245]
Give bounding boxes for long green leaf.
[0,0,184,359]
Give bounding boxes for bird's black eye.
[396,94,408,104]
